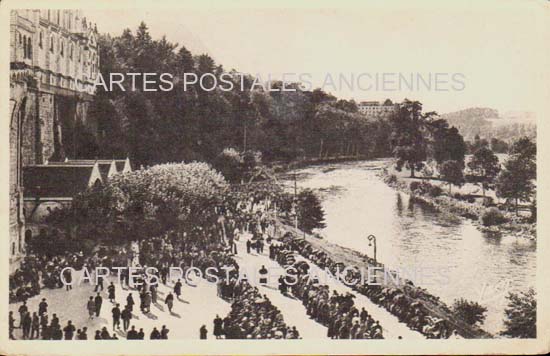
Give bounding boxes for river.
[281,159,536,335]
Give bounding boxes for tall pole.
[367,234,377,265]
[294,171,298,231]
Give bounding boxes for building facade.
[357,99,399,118]
[9,9,100,263]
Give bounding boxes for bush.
[410,181,422,192]
[386,174,397,185]
[481,207,506,226]
[428,185,443,197]
[296,189,326,233]
[452,298,487,326]
[501,289,536,338]
[482,196,494,207]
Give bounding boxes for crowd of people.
[218,279,300,339]
[280,236,458,338]
[8,181,460,340]
[268,240,384,339]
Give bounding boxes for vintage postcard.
[1,0,549,354]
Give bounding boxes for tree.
[296,189,326,233]
[390,100,433,177]
[501,289,536,338]
[452,298,487,326]
[509,136,536,179]
[468,134,489,153]
[439,160,465,194]
[490,137,509,153]
[496,137,536,215]
[467,146,500,196]
[427,120,466,166]
[54,162,228,242]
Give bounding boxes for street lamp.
[367,234,377,265]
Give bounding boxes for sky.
[84,1,549,115]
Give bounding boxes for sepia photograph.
[2,0,549,354]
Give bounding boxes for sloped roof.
[23,165,98,198]
[48,161,112,181]
[64,158,130,173]
[115,161,125,171]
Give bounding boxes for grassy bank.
[380,162,536,240]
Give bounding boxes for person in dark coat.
[30,312,40,339]
[64,269,72,291]
[126,293,135,313]
[52,325,63,340]
[94,330,102,340]
[100,327,110,339]
[50,313,59,328]
[63,320,76,340]
[200,325,208,339]
[95,293,103,317]
[174,279,182,299]
[39,313,48,337]
[21,312,31,339]
[41,325,51,340]
[112,303,121,330]
[121,306,132,331]
[87,296,95,319]
[137,328,145,340]
[18,301,28,324]
[213,315,223,339]
[38,298,48,316]
[165,292,174,313]
[108,282,116,303]
[78,327,88,340]
[150,327,161,339]
[9,311,15,340]
[246,239,251,254]
[95,275,104,292]
[126,326,138,340]
[160,325,169,339]
[258,265,268,284]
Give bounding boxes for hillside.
[440,107,536,142]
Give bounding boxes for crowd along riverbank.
[274,221,492,339]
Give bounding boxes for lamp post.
[367,234,377,265]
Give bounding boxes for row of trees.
[48,162,228,241]
[389,101,536,213]
[68,22,393,168]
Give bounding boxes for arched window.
[23,35,27,58]
[39,31,43,48]
[70,43,73,60]
[50,35,54,52]
[60,40,64,56]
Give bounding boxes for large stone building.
[357,99,399,118]
[9,10,100,263]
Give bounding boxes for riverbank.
[379,161,536,240]
[275,221,492,339]
[271,155,370,173]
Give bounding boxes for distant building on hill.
[357,99,400,118]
